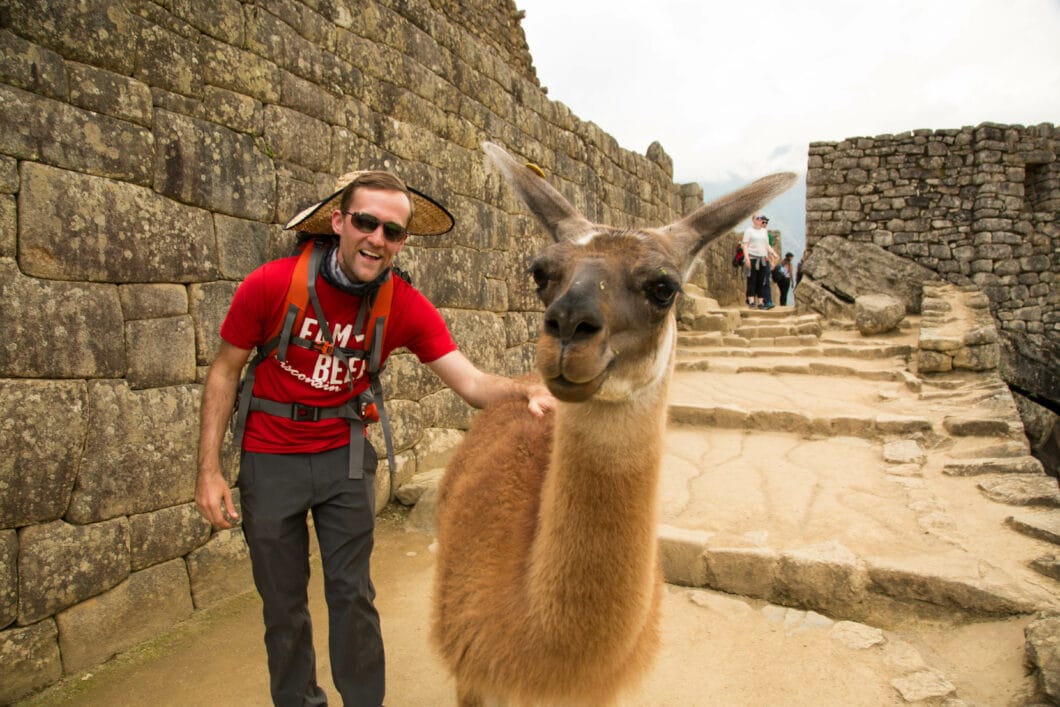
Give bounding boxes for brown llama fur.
[431,142,795,706]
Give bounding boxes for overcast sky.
[516,0,1060,186]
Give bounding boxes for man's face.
[330,187,411,283]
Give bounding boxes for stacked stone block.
[917,282,1001,374]
[806,123,1059,408]
[0,0,701,700]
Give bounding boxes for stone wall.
[0,0,711,700]
[804,123,1059,408]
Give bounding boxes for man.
[741,213,778,310]
[196,170,554,706]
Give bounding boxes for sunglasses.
[343,211,408,243]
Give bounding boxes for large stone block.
[214,213,271,280]
[1026,614,1060,704]
[793,277,854,322]
[201,85,263,136]
[867,559,1037,615]
[953,342,1000,371]
[404,245,508,311]
[55,558,194,673]
[129,503,213,572]
[703,545,779,600]
[153,110,276,221]
[0,530,15,628]
[0,85,154,184]
[4,0,142,74]
[855,294,905,335]
[416,387,473,431]
[67,381,200,523]
[0,379,87,528]
[185,528,254,609]
[18,518,129,624]
[263,104,332,172]
[0,619,61,704]
[777,541,869,613]
[189,280,240,365]
[0,259,125,378]
[119,283,188,320]
[200,37,281,105]
[18,163,217,282]
[657,525,711,587]
[802,235,937,313]
[380,351,447,402]
[125,315,197,388]
[132,22,203,98]
[440,309,508,375]
[66,61,153,127]
[171,0,245,45]
[0,193,14,258]
[0,29,68,100]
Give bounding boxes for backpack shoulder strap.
[365,275,393,375]
[361,274,399,501]
[261,237,331,362]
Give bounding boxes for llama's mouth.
[545,373,607,402]
[536,334,614,402]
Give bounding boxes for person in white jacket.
[741,213,778,309]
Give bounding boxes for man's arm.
[426,350,555,416]
[195,340,252,528]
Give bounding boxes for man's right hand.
[196,466,239,529]
[195,341,251,529]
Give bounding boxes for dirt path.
[18,510,1036,707]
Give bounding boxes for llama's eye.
[529,263,550,292]
[645,279,679,308]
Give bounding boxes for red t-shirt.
[220,255,457,454]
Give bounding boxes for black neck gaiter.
[319,245,390,298]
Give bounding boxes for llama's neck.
[526,364,670,648]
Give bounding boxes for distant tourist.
[741,213,778,309]
[772,252,795,306]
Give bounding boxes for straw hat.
[284,171,455,236]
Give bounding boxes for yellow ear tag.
[525,162,545,178]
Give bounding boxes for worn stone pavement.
[20,292,1060,706]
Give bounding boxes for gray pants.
[239,444,382,707]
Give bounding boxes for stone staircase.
[657,290,1055,610]
[652,290,1060,702]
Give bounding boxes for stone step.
[942,456,1045,477]
[949,441,1031,459]
[1005,511,1060,544]
[735,323,823,339]
[657,527,1045,621]
[977,475,1060,507]
[1031,555,1060,581]
[674,360,917,388]
[943,415,1016,437]
[677,342,913,359]
[668,404,933,438]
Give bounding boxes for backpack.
[732,244,745,267]
[771,264,786,284]
[231,235,399,497]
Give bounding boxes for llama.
[431,142,795,706]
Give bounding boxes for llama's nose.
[544,282,604,344]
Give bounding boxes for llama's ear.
[482,142,596,242]
[663,172,798,272]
